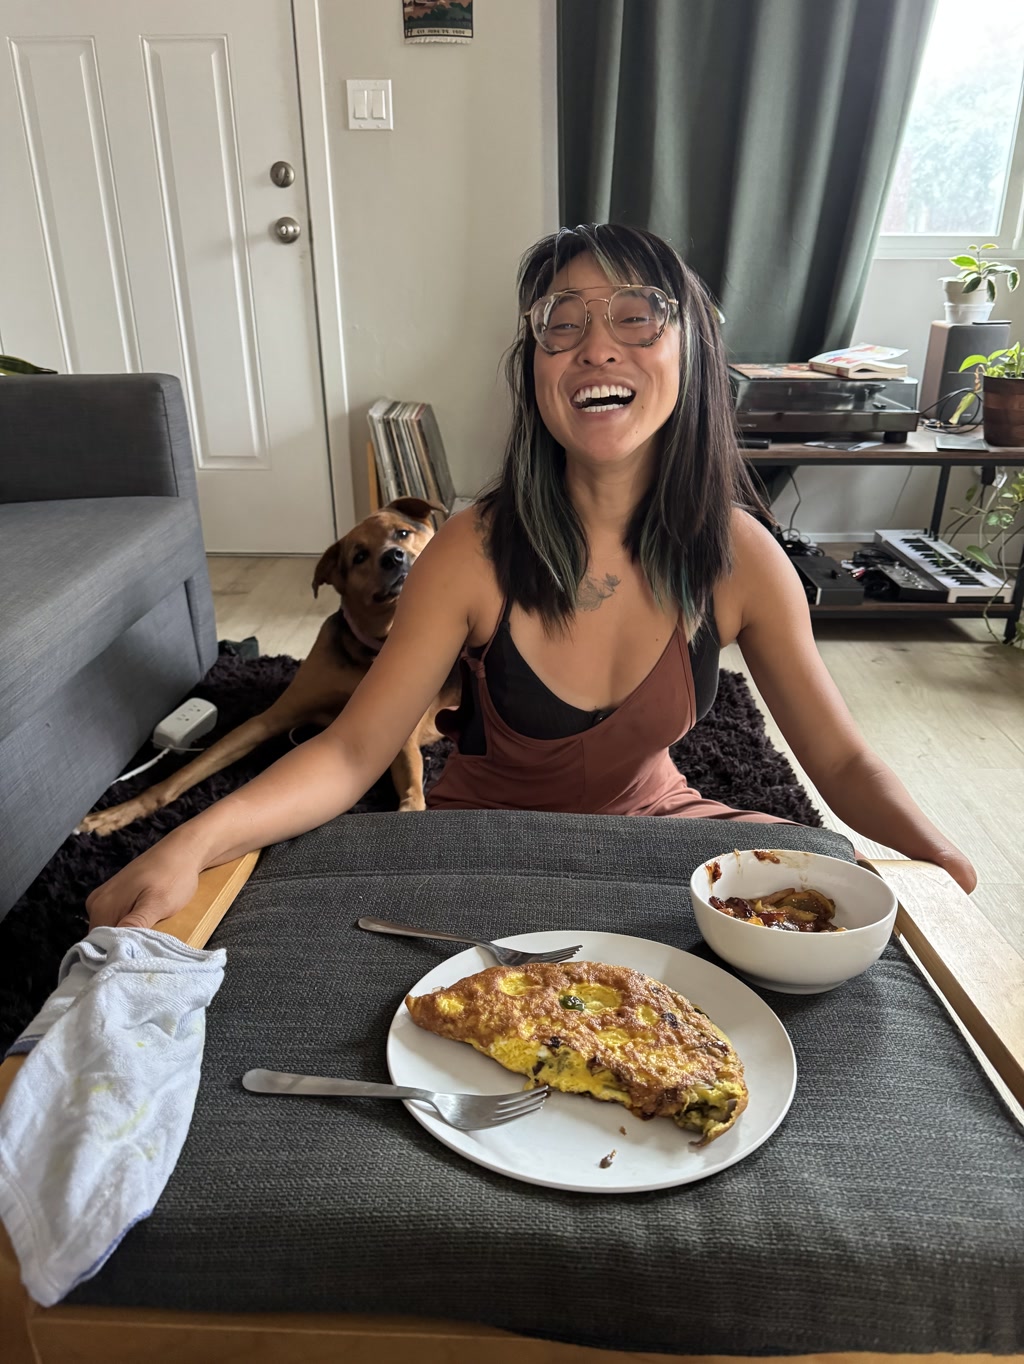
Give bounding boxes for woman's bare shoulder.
[418,504,502,641]
[713,508,789,643]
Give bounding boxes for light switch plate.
[346,79,392,131]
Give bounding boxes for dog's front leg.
[389,735,426,812]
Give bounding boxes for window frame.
[875,57,1024,260]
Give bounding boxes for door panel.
[0,0,336,553]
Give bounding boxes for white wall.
[319,0,558,514]
[770,256,1024,542]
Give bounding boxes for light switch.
[346,79,393,131]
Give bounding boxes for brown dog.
[79,497,459,836]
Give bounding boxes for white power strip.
[100,698,219,791]
[153,698,218,750]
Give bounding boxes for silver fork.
[357,916,582,967]
[242,1069,550,1131]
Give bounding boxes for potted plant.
[941,244,1020,324]
[951,341,1024,444]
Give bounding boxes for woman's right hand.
[86,834,203,932]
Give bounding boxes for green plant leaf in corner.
[950,255,979,269]
[981,244,997,251]
[986,278,997,302]
[1010,269,1020,292]
[961,275,982,294]
[965,545,997,570]
[0,355,57,376]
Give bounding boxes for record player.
[729,364,920,443]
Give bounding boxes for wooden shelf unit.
[744,429,1024,640]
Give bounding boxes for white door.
[0,0,336,553]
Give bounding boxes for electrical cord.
[786,472,802,536]
[888,466,915,522]
[767,474,826,556]
[919,387,983,432]
[111,744,204,785]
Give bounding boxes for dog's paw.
[77,804,145,837]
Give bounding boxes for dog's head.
[311,498,446,623]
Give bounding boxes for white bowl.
[689,849,897,994]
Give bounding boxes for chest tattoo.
[578,573,621,611]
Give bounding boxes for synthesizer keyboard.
[872,530,1013,602]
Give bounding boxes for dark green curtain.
[558,0,935,361]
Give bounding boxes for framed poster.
[403,0,473,44]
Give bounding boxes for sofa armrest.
[0,374,200,504]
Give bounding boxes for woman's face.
[531,253,681,471]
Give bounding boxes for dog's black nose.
[380,547,407,571]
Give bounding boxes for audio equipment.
[872,530,1013,601]
[919,320,1011,422]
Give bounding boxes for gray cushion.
[69,813,1024,1354]
[0,373,198,503]
[0,498,204,738]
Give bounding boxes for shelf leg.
[929,465,951,536]
[1005,560,1024,644]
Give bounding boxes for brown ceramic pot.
[982,376,1024,447]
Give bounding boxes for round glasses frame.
[524,286,679,354]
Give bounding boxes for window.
[877,0,1024,258]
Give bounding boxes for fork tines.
[482,1086,551,1126]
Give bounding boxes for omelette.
[405,961,748,1145]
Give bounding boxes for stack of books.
[807,344,909,379]
[367,398,456,510]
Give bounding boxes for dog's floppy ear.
[387,496,448,526]
[311,539,346,599]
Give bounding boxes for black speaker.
[920,320,1010,422]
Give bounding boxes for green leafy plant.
[942,466,1024,648]
[949,244,1020,303]
[949,342,1024,425]
[0,354,56,376]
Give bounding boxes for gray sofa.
[0,374,217,918]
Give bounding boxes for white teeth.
[572,383,635,408]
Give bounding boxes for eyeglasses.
[525,286,678,354]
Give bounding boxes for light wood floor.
[209,556,1024,954]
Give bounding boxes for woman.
[88,223,976,930]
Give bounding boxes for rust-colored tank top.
[427,606,783,823]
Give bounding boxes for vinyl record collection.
[367,398,455,510]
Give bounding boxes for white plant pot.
[941,276,995,324]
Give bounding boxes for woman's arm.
[87,514,483,928]
[718,511,977,893]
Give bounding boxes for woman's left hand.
[928,846,978,896]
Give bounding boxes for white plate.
[386,930,796,1194]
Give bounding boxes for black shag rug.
[0,654,821,1050]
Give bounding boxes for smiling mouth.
[571,383,636,412]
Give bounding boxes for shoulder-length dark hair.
[477,223,769,632]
